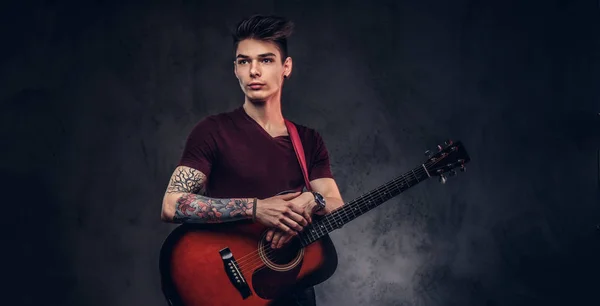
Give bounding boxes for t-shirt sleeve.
[309,130,334,181]
[177,117,218,178]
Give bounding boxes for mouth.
[248,83,265,90]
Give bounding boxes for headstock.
[423,140,471,184]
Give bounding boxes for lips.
[248,83,264,90]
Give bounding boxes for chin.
[246,91,273,103]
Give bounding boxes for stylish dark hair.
[232,15,294,62]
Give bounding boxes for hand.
[288,192,319,220]
[265,228,295,249]
[265,192,318,249]
[254,192,310,236]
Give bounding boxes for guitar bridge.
[219,247,252,299]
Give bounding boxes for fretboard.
[298,164,430,247]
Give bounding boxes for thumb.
[276,191,302,200]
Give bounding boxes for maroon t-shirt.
[177,106,334,199]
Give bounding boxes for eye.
[262,58,274,63]
[237,59,248,65]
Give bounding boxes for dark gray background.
[2,0,599,305]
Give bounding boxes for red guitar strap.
[284,119,312,192]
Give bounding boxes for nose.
[249,60,261,77]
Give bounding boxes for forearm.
[162,193,255,224]
[299,191,343,215]
[318,196,344,214]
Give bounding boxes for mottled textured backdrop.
[2,0,599,305]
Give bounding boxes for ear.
[283,56,293,79]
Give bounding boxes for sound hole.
[257,233,304,271]
[261,237,301,264]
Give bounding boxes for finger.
[271,231,283,249]
[286,201,304,215]
[281,217,303,232]
[278,234,292,248]
[277,191,302,200]
[284,210,308,227]
[302,209,312,224]
[276,222,295,236]
[266,229,275,242]
[282,234,293,244]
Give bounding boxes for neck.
[242,94,284,128]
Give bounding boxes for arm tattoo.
[166,167,254,223]
[166,167,206,194]
[173,195,254,223]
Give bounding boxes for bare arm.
[309,177,344,214]
[160,166,254,224]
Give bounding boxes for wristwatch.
[311,191,326,212]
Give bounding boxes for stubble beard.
[245,86,276,105]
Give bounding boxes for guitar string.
[234,163,436,271]
[234,163,435,269]
[238,165,431,273]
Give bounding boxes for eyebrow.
[236,53,277,59]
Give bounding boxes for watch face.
[314,192,325,208]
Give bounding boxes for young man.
[160,15,344,305]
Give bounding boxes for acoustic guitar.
[159,140,471,306]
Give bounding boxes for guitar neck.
[298,164,431,246]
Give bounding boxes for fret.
[308,225,316,242]
[325,214,334,231]
[376,190,385,205]
[333,211,344,229]
[314,223,322,239]
[380,186,388,202]
[327,218,335,232]
[393,179,403,193]
[319,222,327,236]
[349,202,358,219]
[343,203,353,221]
[384,184,393,199]
[338,210,344,225]
[337,210,345,227]
[353,203,361,217]
[315,222,323,237]
[327,212,337,230]
[340,209,349,224]
[411,169,419,182]
[310,224,319,239]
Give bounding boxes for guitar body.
[159,221,338,306]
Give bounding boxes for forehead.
[236,39,281,58]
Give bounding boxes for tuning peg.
[437,144,443,151]
[449,170,457,177]
[424,150,432,157]
[439,174,447,184]
[444,139,453,146]
[460,164,466,172]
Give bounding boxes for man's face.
[234,39,292,102]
